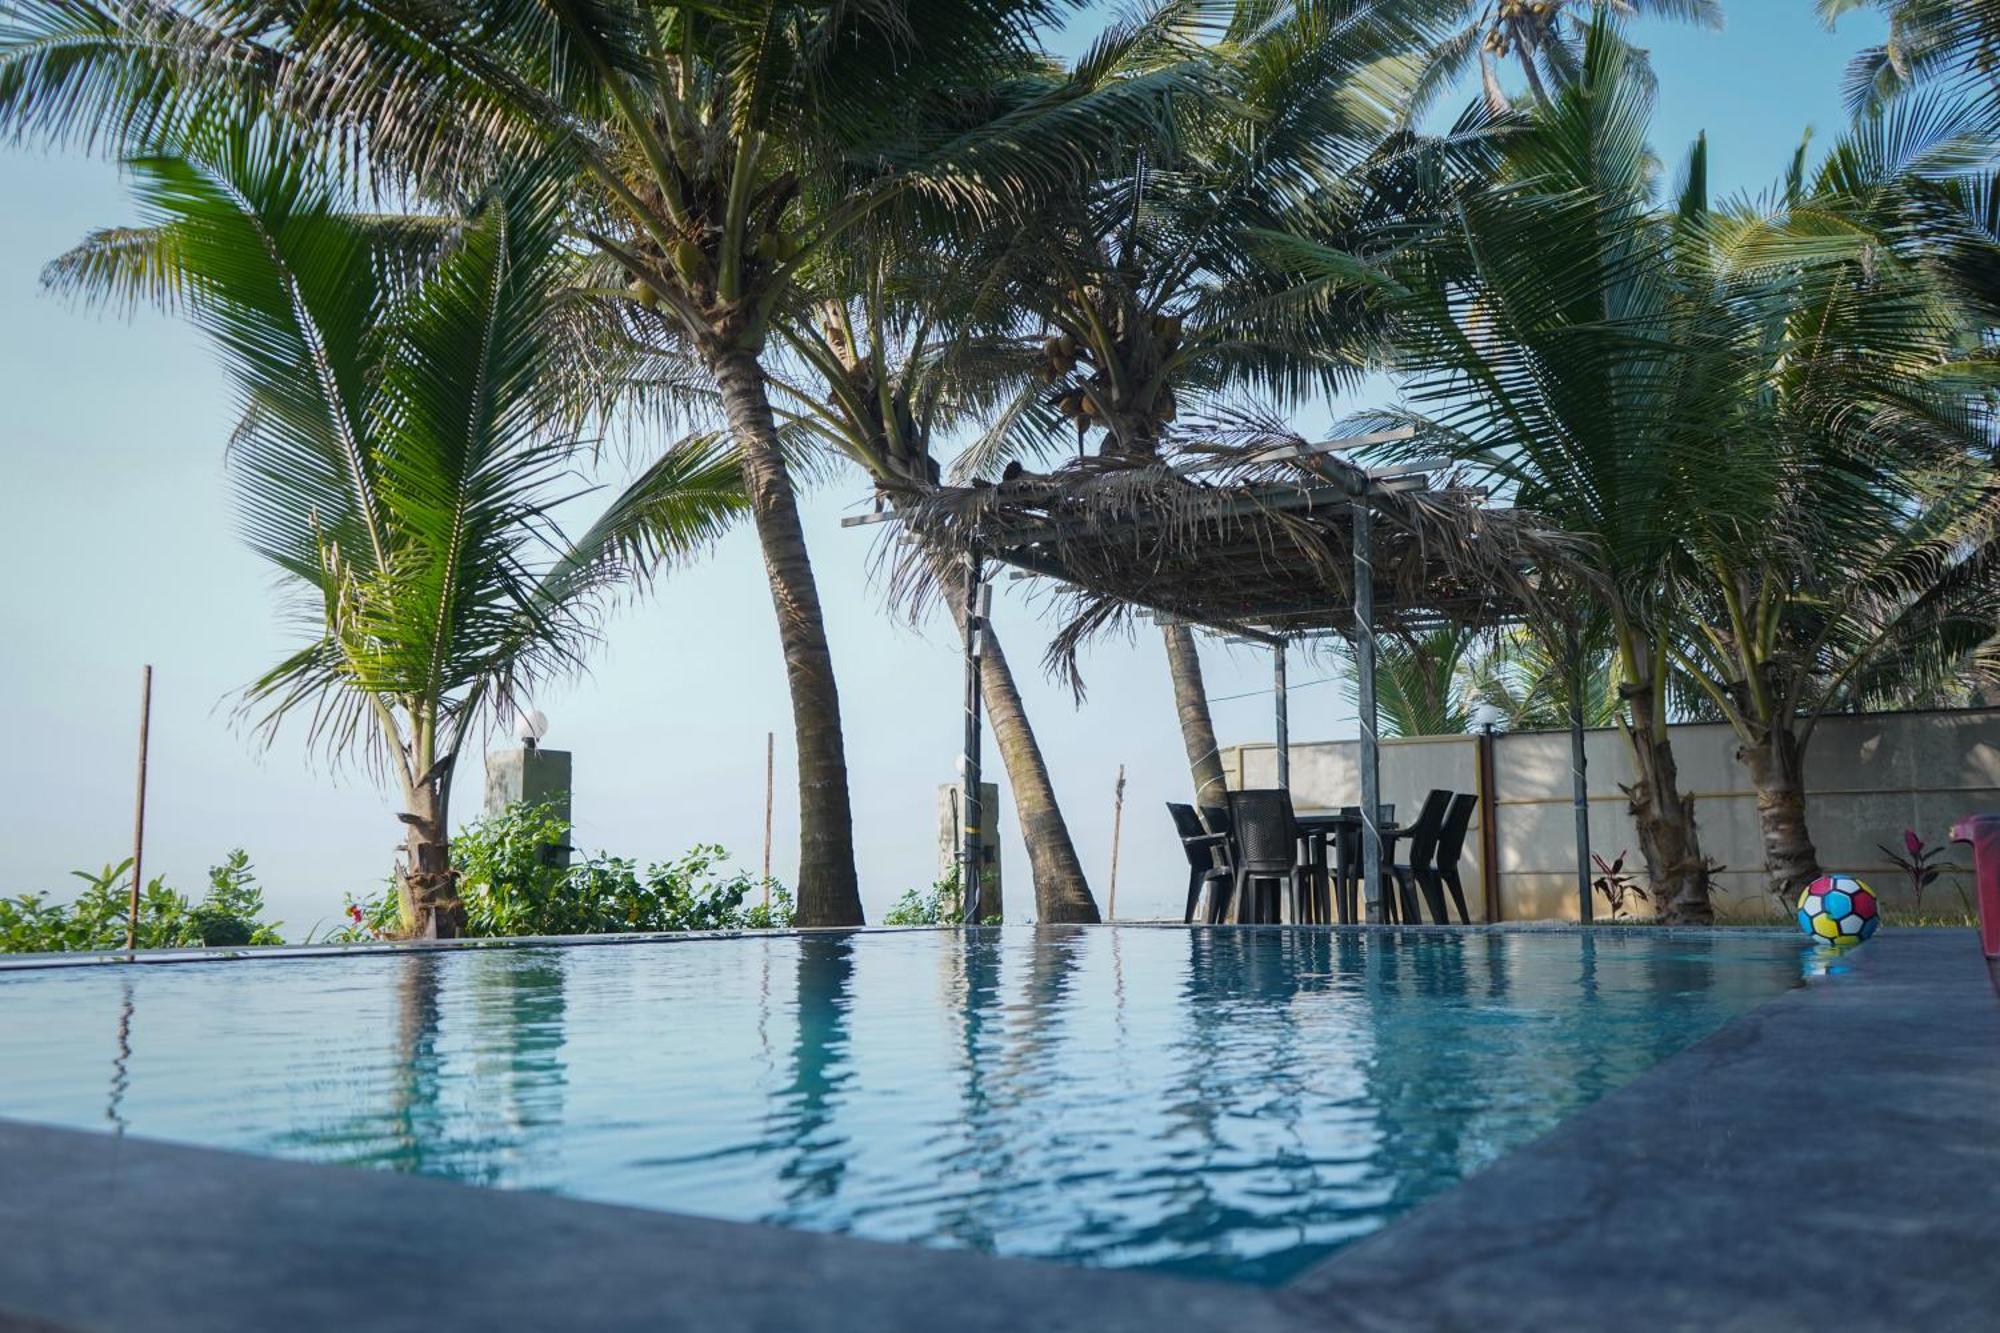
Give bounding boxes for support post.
[1352,497,1383,922]
[762,730,774,907]
[1274,642,1290,790]
[1568,625,1594,924]
[127,664,153,955]
[960,542,986,924]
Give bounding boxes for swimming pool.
[0,927,1808,1285]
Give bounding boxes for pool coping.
[2,927,1995,1331]
[0,918,1801,970]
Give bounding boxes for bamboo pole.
[127,665,153,955]
[762,730,774,906]
[1107,765,1126,921]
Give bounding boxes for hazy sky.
[0,5,1885,934]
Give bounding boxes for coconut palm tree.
[46,125,749,936]
[0,0,1181,925]
[1288,21,1747,919]
[768,225,1104,922]
[1660,105,2000,903]
[960,0,1472,808]
[1821,0,2000,111]
[1433,0,1721,113]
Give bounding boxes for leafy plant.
[1591,851,1650,922]
[334,803,795,939]
[0,852,283,953]
[1878,828,1964,911]
[883,871,964,926]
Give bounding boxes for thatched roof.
[888,444,1593,681]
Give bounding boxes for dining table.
[1294,810,1406,924]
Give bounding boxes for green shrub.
[884,871,962,926]
[0,851,283,953]
[332,802,796,940]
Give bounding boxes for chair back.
[1167,801,1205,843]
[1199,804,1232,839]
[1226,789,1299,872]
[1437,793,1478,868]
[1402,789,1453,870]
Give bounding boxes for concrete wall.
[1222,707,2000,922]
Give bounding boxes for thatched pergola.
[861,433,1599,924]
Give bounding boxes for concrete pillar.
[485,747,574,864]
[938,782,1002,922]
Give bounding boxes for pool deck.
[2,927,1996,1331]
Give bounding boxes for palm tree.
[47,126,748,936]
[767,225,1103,922]
[965,0,1470,808]
[1293,22,1749,919]
[1821,0,2000,111]
[1463,626,1625,731]
[1435,0,1721,112]
[1661,105,2000,903]
[0,0,1169,925]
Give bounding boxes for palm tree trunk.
[927,542,1099,922]
[398,777,465,939]
[1739,723,1822,909]
[1163,623,1229,808]
[982,627,1101,923]
[711,346,864,927]
[1623,680,1713,924]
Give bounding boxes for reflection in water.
[105,980,134,1136]
[0,928,1809,1286]
[773,934,856,1214]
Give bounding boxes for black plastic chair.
[1168,802,1232,924]
[1392,789,1454,923]
[1336,804,1399,923]
[1433,793,1479,923]
[1225,789,1308,924]
[1198,805,1238,922]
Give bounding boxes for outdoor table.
[1295,811,1405,924]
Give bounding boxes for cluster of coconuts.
[624,225,800,309]
[1042,312,1186,430]
[1484,1,1558,55]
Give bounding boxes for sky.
[0,3,1887,934]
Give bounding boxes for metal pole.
[1107,764,1126,921]
[1352,498,1383,922]
[1568,625,1594,924]
[127,664,153,955]
[762,730,774,907]
[960,543,986,924]
[1274,642,1290,790]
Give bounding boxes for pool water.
[0,927,1808,1284]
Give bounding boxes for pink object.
[1948,814,2000,960]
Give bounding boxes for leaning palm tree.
[760,217,1103,921]
[963,0,1472,808]
[0,0,1171,925]
[47,126,748,936]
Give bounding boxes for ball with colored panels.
[1795,875,1879,946]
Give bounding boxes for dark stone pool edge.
[1281,927,2000,1332]
[0,928,1993,1332]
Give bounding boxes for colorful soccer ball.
[1796,875,1879,946]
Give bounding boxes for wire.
[1207,674,1341,704]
